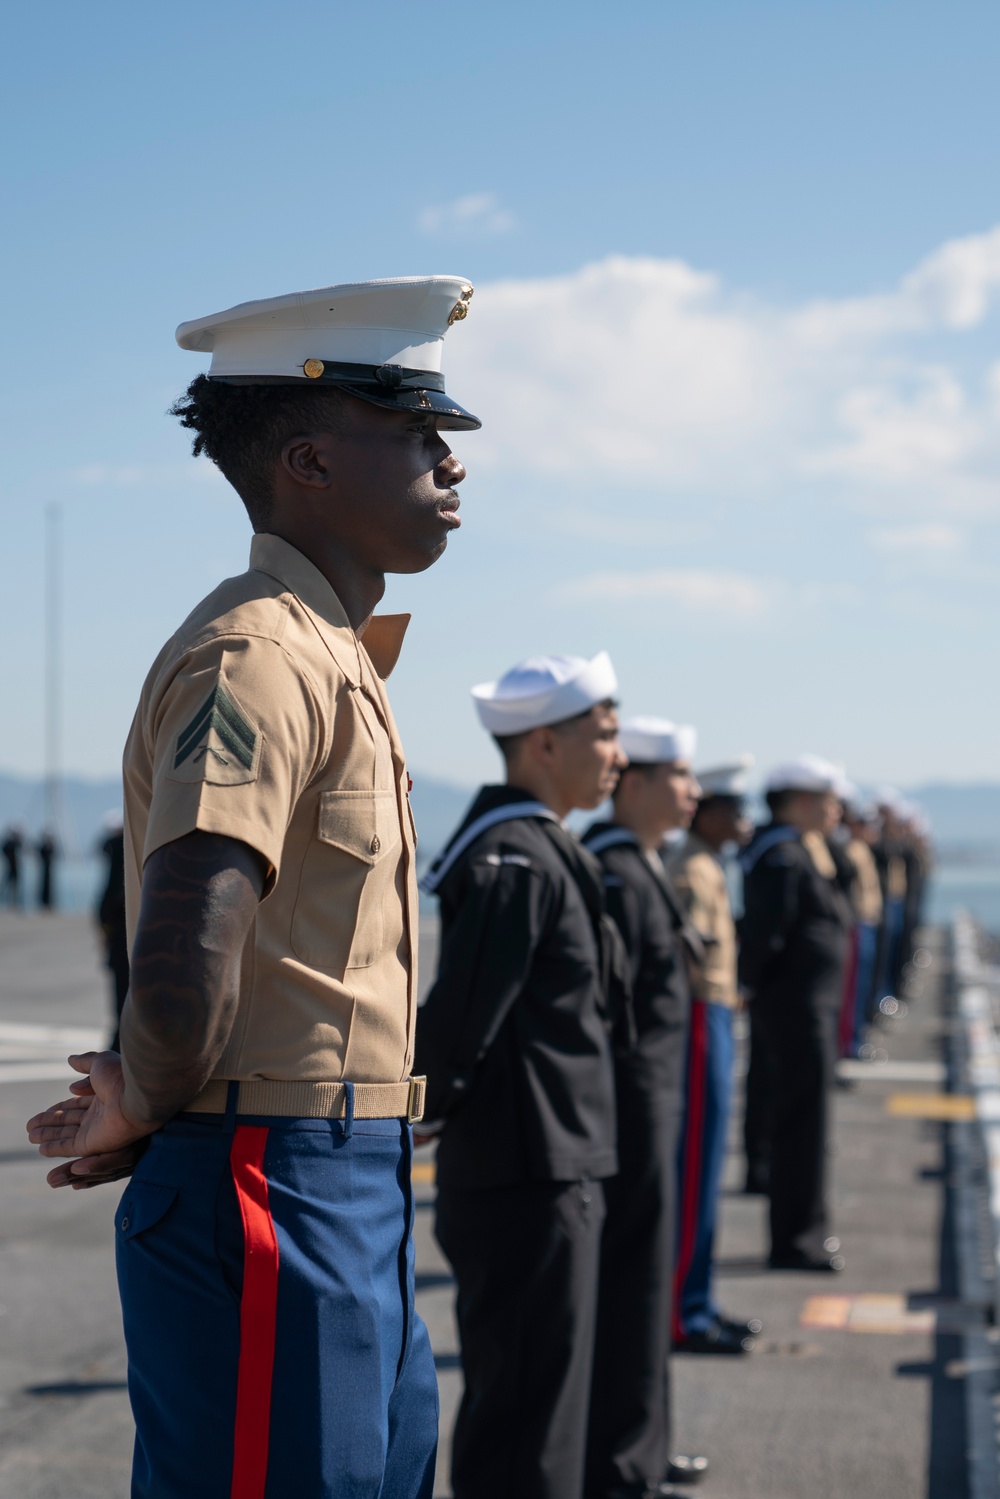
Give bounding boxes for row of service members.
[417,654,752,1499]
[741,770,931,1259]
[417,671,932,1499]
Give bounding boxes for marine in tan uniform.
[27,276,479,1499]
[668,758,761,1354]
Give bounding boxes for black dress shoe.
[719,1314,763,1338]
[674,1319,754,1354]
[768,1249,845,1272]
[666,1452,709,1483]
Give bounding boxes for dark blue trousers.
[876,896,906,1009]
[675,1001,735,1336]
[850,921,879,1053]
[116,1104,438,1499]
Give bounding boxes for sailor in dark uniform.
[583,716,708,1498]
[739,757,853,1272]
[416,652,627,1499]
[872,789,910,1010]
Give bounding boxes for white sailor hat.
[697,754,755,798]
[176,276,481,431]
[619,717,697,765]
[472,651,618,736]
[765,755,841,795]
[841,785,878,822]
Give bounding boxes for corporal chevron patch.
[174,684,258,771]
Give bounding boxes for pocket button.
[121,1217,130,1231]
[370,835,381,854]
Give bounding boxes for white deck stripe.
[836,1058,947,1083]
[0,1062,86,1084]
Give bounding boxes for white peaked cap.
[472,652,618,736]
[176,276,481,430]
[697,754,755,797]
[619,716,697,765]
[766,754,842,794]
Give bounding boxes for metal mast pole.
[44,503,61,834]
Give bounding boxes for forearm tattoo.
[120,832,265,1125]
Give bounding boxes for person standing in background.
[2,826,24,908]
[873,790,909,1008]
[583,716,708,1496]
[836,791,883,1056]
[417,652,625,1499]
[739,757,853,1272]
[668,757,761,1355]
[97,813,130,1050]
[37,829,58,911]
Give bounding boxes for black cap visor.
[213,360,481,431]
[339,384,481,431]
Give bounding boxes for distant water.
[925,864,1000,935]
[7,854,106,918]
[8,854,1000,940]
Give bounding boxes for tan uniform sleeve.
[675,852,717,936]
[142,634,325,888]
[671,849,739,1006]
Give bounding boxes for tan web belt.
[186,1075,426,1124]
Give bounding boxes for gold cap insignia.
[447,285,474,326]
[303,358,325,379]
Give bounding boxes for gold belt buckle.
[407,1075,426,1124]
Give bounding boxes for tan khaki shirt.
[121,534,418,1090]
[845,838,883,925]
[667,833,738,1008]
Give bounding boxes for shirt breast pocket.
[291,789,402,973]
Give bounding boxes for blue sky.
[2,0,999,789]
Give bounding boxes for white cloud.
[418,192,515,237]
[447,230,1000,516]
[551,567,771,616]
[542,507,711,547]
[548,567,858,620]
[867,523,965,554]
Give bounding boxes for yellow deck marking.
[801,1294,935,1334]
[885,1092,975,1121]
[411,1160,436,1184]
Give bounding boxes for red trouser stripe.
[674,999,708,1340]
[229,1125,279,1499]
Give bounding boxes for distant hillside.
[2,771,998,863]
[408,774,475,868]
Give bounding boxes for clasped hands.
[26,1051,152,1189]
